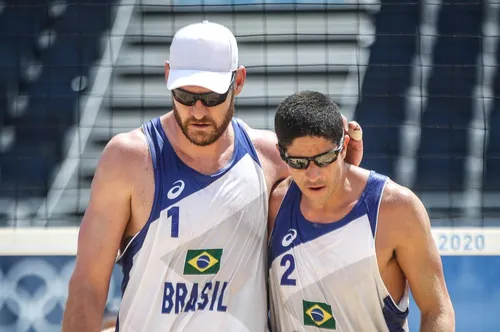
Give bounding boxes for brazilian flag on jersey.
[303,300,337,330]
[183,249,223,275]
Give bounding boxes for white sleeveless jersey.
[268,172,410,332]
[116,117,269,332]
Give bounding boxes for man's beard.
[173,97,235,147]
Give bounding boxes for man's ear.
[233,66,247,96]
[341,135,350,159]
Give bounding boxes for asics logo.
[282,229,297,247]
[167,180,185,200]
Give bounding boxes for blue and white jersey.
[268,171,409,332]
[116,117,268,332]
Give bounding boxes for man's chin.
[185,132,219,147]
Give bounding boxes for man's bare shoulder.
[379,179,430,236]
[381,180,419,211]
[97,128,150,179]
[105,128,147,153]
[105,128,148,156]
[380,179,412,203]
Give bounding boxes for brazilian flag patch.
[183,249,223,275]
[303,300,336,330]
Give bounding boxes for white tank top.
[116,117,269,332]
[268,171,410,332]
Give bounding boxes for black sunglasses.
[171,72,236,107]
[279,138,344,170]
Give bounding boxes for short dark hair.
[274,90,344,149]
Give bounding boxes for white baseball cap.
[166,21,238,94]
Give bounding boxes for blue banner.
[1,255,499,331]
[408,255,500,331]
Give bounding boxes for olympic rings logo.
[0,257,121,332]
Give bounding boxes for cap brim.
[166,69,233,94]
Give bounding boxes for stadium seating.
[0,0,499,225]
[37,0,375,225]
[0,0,116,224]
[485,36,500,191]
[416,0,483,191]
[354,0,420,178]
[2,2,500,332]
[355,0,496,219]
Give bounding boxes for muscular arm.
[389,186,455,332]
[62,132,145,332]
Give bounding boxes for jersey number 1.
[167,206,179,238]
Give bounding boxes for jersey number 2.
[280,254,296,286]
[167,206,179,238]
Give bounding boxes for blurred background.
[0,0,499,330]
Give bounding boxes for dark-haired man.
[267,90,454,332]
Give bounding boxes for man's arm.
[388,185,455,332]
[62,132,144,332]
[267,177,292,237]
